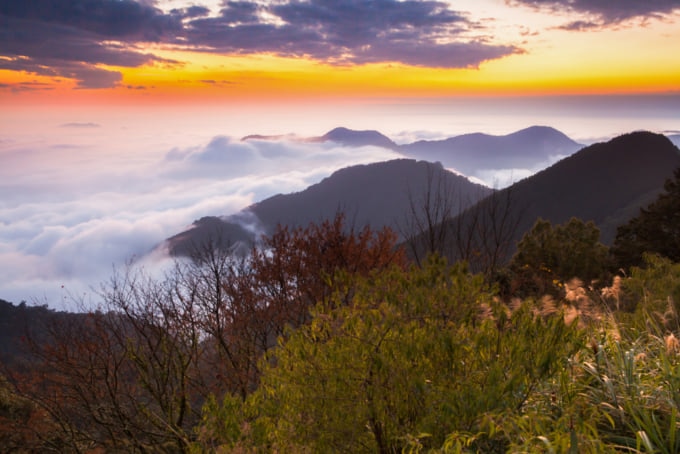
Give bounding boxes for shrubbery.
[191,254,680,453]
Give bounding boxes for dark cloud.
[0,18,165,66]
[0,81,55,92]
[0,0,182,40]
[0,0,180,87]
[170,5,211,19]
[352,39,519,68]
[0,52,126,89]
[220,1,261,24]
[0,0,522,88]
[509,0,680,28]
[557,20,601,31]
[182,0,520,67]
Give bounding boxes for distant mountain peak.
[320,127,398,149]
[501,130,680,243]
[509,125,576,140]
[398,125,583,181]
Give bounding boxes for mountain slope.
[166,159,491,256]
[433,131,680,267]
[508,131,680,242]
[398,125,583,176]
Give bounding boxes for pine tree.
[611,167,680,269]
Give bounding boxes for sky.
[1,0,680,310]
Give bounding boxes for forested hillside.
[411,131,680,273]
[167,159,491,256]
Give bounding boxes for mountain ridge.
[242,125,586,186]
[165,159,491,256]
[399,125,584,176]
[432,130,680,268]
[166,129,680,268]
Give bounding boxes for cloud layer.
[184,0,519,67]
[0,0,183,87]
[3,94,678,310]
[510,0,680,29]
[0,0,520,88]
[0,122,399,310]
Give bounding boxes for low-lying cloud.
[0,128,399,310]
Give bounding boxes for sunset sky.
[2,0,680,103]
[1,0,680,309]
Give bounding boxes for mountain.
[432,131,680,267]
[241,127,398,149]
[507,131,680,243]
[168,129,678,265]
[165,159,491,256]
[240,125,583,185]
[398,125,583,177]
[318,127,398,149]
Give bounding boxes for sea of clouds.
[2,97,678,311]
[0,118,406,310]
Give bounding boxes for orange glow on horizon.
[2,2,680,108]
[2,37,679,108]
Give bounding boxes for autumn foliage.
[1,213,405,452]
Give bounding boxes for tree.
[399,163,471,265]
[611,167,680,269]
[451,187,523,280]
[0,372,63,452]
[14,285,208,453]
[400,165,520,280]
[9,213,406,451]
[509,217,610,297]
[249,212,407,340]
[230,256,579,453]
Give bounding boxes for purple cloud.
[183,0,520,67]
[0,0,180,88]
[0,0,522,89]
[508,0,680,29]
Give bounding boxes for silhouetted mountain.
[318,127,398,149]
[239,125,582,185]
[165,159,491,256]
[511,131,680,242]
[431,131,680,267]
[398,126,583,176]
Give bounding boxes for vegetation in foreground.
[1,169,680,453]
